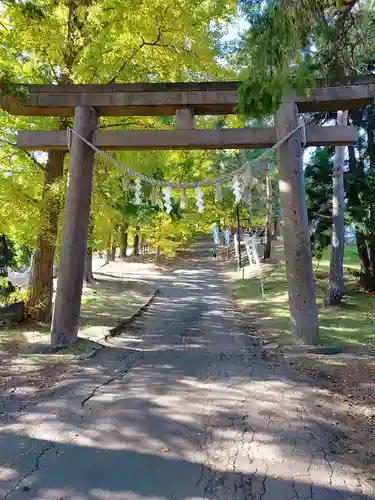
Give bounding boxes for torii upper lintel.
[1,75,375,116]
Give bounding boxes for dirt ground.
[0,351,80,417]
[286,355,375,476]
[236,303,375,477]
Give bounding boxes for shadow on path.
[0,432,364,500]
[0,240,373,499]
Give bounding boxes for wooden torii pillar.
[276,103,319,344]
[1,79,367,346]
[51,107,97,344]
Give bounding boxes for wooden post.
[236,203,242,269]
[263,172,272,260]
[176,109,195,129]
[51,106,97,345]
[275,102,320,345]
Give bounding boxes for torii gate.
[2,76,373,346]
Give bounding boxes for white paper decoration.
[134,178,142,205]
[195,186,204,212]
[232,174,242,204]
[163,186,172,214]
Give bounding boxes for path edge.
[104,288,159,341]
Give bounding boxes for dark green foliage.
[0,234,11,277]
[305,147,333,261]
[236,0,319,117]
[237,0,363,118]
[305,107,375,289]
[7,0,46,20]
[0,72,29,101]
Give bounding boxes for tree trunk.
[105,234,111,263]
[28,151,66,323]
[367,106,375,168]
[155,244,161,262]
[271,179,280,240]
[120,223,128,258]
[272,220,280,240]
[84,247,94,283]
[357,234,375,291]
[107,233,116,261]
[133,232,140,257]
[356,231,370,273]
[0,234,9,278]
[84,217,94,283]
[347,145,371,284]
[355,231,375,290]
[263,175,272,260]
[368,236,375,277]
[110,242,116,261]
[324,110,348,307]
[367,107,375,278]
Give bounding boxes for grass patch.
[57,338,100,355]
[315,244,360,273]
[0,325,26,353]
[0,279,151,358]
[0,321,50,355]
[230,243,375,352]
[232,265,293,341]
[80,279,150,330]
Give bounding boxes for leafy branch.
[108,25,176,84]
[1,139,45,171]
[0,72,29,103]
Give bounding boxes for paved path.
[0,242,373,499]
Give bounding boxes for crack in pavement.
[3,444,57,500]
[259,473,268,500]
[3,350,144,499]
[80,351,142,408]
[292,479,300,499]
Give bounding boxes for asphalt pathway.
[0,241,373,499]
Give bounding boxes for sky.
[222,17,249,43]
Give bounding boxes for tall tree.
[119,224,129,258]
[305,109,375,294]
[0,0,235,322]
[324,110,348,305]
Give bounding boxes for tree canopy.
[237,0,375,117]
[0,0,273,283]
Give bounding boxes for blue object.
[223,229,230,246]
[211,223,220,245]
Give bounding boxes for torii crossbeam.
[1,77,369,346]
[17,125,357,151]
